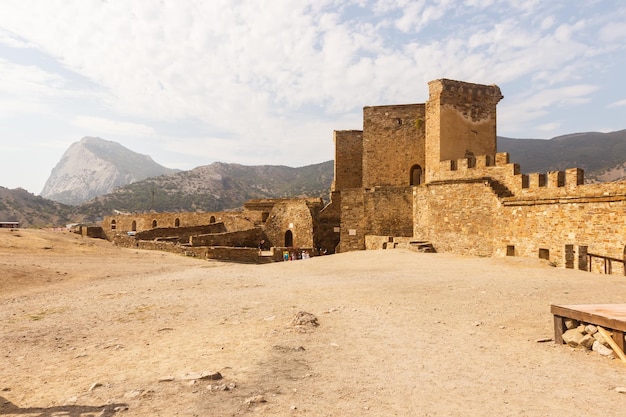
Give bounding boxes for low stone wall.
[190,228,265,248]
[365,236,415,250]
[134,223,227,242]
[82,226,105,239]
[205,247,266,263]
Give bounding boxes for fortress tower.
[425,79,503,182]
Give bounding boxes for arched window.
[175,218,180,227]
[152,220,157,228]
[131,220,137,231]
[285,230,293,247]
[111,219,116,230]
[410,164,423,186]
[209,215,216,224]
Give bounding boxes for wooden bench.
[551,304,626,353]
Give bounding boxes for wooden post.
[553,315,566,345]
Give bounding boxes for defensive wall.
[413,151,626,273]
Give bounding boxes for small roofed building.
[0,221,19,228]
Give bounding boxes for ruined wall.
[333,130,363,191]
[362,104,426,188]
[102,212,257,241]
[190,228,265,248]
[134,223,227,242]
[425,79,502,182]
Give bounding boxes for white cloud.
[71,116,156,137]
[0,0,625,192]
[607,99,626,109]
[600,21,626,42]
[536,122,562,132]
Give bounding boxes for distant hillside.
[498,129,626,182]
[41,137,178,205]
[74,160,334,223]
[0,187,74,228]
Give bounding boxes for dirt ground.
[2,228,626,416]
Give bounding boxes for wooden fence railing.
[587,253,626,275]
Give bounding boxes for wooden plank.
[551,304,626,332]
[598,326,626,363]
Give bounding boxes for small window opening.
[410,164,423,186]
[111,219,116,230]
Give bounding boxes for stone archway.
[175,218,180,227]
[152,220,157,228]
[285,230,293,247]
[131,220,137,232]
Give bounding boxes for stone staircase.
[407,240,436,253]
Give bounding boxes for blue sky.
[1,0,625,195]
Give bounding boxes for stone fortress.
[102,78,626,274]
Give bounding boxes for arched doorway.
[175,218,180,227]
[152,220,157,228]
[410,164,422,185]
[209,216,216,224]
[285,230,293,247]
[131,220,137,231]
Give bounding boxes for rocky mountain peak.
[40,137,177,205]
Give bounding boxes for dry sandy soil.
[2,228,626,416]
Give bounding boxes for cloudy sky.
[1,0,625,194]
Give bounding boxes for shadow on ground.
[0,396,127,416]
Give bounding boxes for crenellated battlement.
[426,150,623,202]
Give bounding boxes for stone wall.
[363,186,414,238]
[263,199,322,248]
[102,212,257,241]
[414,151,626,269]
[134,223,227,242]
[362,104,426,188]
[338,189,366,252]
[333,130,363,191]
[316,191,342,254]
[190,228,265,248]
[414,179,498,256]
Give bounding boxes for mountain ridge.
[3,129,626,227]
